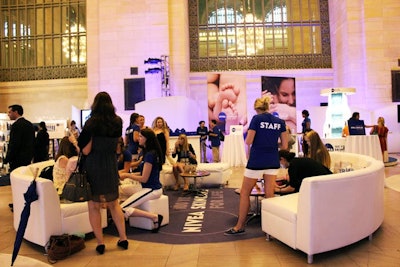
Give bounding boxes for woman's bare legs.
[231,176,257,231]
[88,198,128,254]
[125,208,158,222]
[263,174,276,198]
[173,164,180,190]
[107,199,127,242]
[173,163,189,190]
[228,174,276,233]
[88,201,105,246]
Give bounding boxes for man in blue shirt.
[196,120,209,163]
[208,119,221,163]
[125,113,140,159]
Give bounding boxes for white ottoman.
[128,195,169,230]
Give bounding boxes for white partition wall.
[135,96,201,132]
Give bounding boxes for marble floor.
[1,155,400,267]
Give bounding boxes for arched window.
[0,0,86,82]
[189,0,331,71]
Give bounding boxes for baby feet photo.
[207,73,248,134]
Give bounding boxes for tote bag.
[61,154,91,202]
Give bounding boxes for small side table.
[180,171,210,197]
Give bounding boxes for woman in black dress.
[33,121,49,162]
[152,116,174,164]
[76,92,128,254]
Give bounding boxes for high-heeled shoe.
[117,240,129,250]
[183,184,189,191]
[152,214,164,233]
[96,244,105,255]
[173,184,180,191]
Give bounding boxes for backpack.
[40,165,54,181]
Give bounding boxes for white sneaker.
[123,207,134,220]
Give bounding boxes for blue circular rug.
[104,188,265,244]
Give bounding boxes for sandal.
[152,214,164,233]
[224,227,245,236]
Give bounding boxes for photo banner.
[261,76,296,132]
[207,73,247,135]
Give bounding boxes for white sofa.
[261,152,385,264]
[160,162,232,188]
[10,160,107,248]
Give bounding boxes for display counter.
[221,134,247,167]
[344,135,383,161]
[322,135,382,161]
[321,138,346,152]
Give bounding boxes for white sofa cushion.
[197,163,230,171]
[60,202,89,218]
[162,162,230,173]
[160,162,231,187]
[262,193,298,223]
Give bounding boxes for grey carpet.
[104,188,265,244]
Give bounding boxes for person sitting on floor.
[275,150,333,194]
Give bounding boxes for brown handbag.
[46,234,85,263]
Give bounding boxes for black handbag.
[61,154,91,202]
[46,234,85,263]
[189,156,197,165]
[218,130,225,142]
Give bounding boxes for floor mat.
[105,188,265,244]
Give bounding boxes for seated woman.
[119,128,165,233]
[171,133,197,191]
[303,130,331,169]
[116,137,141,202]
[275,150,332,194]
[52,136,79,195]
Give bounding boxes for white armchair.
[10,160,107,248]
[261,152,385,263]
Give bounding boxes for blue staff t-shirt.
[125,124,140,155]
[246,112,286,170]
[138,150,162,190]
